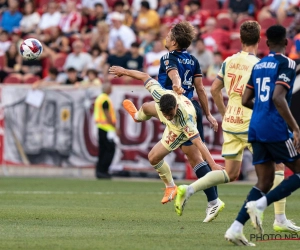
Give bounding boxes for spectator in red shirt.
[185,0,204,28]
[162,3,185,28]
[59,0,82,36]
[201,17,230,52]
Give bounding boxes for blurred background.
[0,0,300,181]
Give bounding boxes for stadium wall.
[0,84,224,178]
[6,80,297,178]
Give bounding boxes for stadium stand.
[0,0,298,86]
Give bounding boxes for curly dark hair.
[159,94,177,114]
[240,21,261,46]
[266,25,286,46]
[170,21,195,50]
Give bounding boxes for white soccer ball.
[20,38,43,60]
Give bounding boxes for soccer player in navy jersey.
[160,21,225,222]
[123,21,224,222]
[225,25,300,246]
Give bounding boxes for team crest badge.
[164,60,169,66]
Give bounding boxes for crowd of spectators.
[0,0,299,86]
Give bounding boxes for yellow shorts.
[155,103,190,151]
[222,131,252,161]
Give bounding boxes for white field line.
[0,191,161,195]
[0,190,250,196]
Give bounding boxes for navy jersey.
[158,50,202,99]
[247,52,296,142]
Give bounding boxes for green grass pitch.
[0,177,299,249]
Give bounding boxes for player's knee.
[141,103,151,115]
[228,171,239,182]
[257,179,274,193]
[187,154,202,168]
[148,151,160,166]
[275,163,285,171]
[263,181,274,193]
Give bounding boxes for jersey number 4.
[227,73,244,96]
[256,77,270,102]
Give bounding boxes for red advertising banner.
[0,85,225,177]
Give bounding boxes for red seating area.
[1,0,297,86]
[3,75,41,84]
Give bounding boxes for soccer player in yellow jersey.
[109,65,223,204]
[175,21,300,234]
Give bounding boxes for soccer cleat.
[203,198,225,222]
[122,99,138,122]
[225,227,255,246]
[273,219,300,233]
[174,185,189,216]
[161,186,177,204]
[246,201,264,234]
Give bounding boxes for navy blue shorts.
[181,99,204,146]
[252,138,300,165]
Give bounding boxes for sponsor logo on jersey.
[178,58,195,65]
[278,73,290,82]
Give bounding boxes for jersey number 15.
[256,77,270,102]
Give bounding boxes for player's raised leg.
[175,134,244,217]
[149,141,177,204]
[122,100,156,122]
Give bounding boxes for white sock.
[187,185,195,198]
[231,220,243,233]
[166,180,175,188]
[208,198,218,206]
[275,214,287,224]
[256,196,267,211]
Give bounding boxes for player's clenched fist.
[172,85,185,95]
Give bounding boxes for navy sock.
[266,174,300,206]
[236,187,265,225]
[194,162,218,202]
[207,163,218,197]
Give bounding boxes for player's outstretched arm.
[273,85,300,150]
[195,77,218,131]
[242,87,255,109]
[109,66,150,82]
[191,136,224,170]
